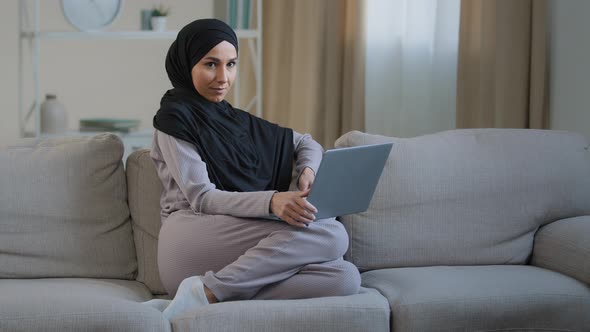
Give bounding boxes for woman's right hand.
[270,189,318,228]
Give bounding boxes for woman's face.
[191,41,238,103]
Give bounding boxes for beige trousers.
[157,210,360,301]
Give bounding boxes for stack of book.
[79,118,140,133]
[228,0,252,29]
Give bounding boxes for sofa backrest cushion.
[126,149,167,294]
[335,129,590,271]
[0,133,137,279]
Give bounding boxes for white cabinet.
[18,0,262,138]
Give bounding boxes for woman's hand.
[298,167,315,191]
[270,189,318,228]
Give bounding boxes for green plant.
[151,4,171,17]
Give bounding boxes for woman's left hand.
[298,167,315,191]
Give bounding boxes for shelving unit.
[18,0,262,138]
[20,29,260,40]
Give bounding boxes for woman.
[145,18,360,320]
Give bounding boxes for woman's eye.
[227,61,237,68]
[205,62,216,68]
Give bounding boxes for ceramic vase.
[40,94,67,134]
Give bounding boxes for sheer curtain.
[365,0,460,137]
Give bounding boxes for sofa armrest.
[531,216,590,285]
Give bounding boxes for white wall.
[548,0,590,140]
[0,1,19,144]
[0,0,213,145]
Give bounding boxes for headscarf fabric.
[165,18,239,89]
[154,19,294,192]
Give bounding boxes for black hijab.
[153,19,293,192]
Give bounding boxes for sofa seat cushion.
[0,278,170,332]
[362,265,590,332]
[171,287,389,332]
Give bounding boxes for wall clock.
[61,0,123,31]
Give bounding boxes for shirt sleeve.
[155,130,276,217]
[293,130,323,178]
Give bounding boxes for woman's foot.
[141,299,171,312]
[162,276,210,321]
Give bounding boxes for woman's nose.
[216,67,228,82]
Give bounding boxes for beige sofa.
[1,129,588,332]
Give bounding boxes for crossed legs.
[157,211,360,302]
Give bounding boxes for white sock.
[141,299,171,312]
[162,276,209,321]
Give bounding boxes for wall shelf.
[18,0,263,138]
[20,29,260,40]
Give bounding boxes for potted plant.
[151,4,170,32]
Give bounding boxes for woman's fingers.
[288,206,314,223]
[287,199,315,222]
[299,179,312,191]
[285,217,307,228]
[282,211,308,228]
[272,191,318,228]
[299,188,311,197]
[295,193,317,215]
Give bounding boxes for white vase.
[40,94,67,134]
[151,16,167,32]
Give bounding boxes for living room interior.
[0,1,588,332]
[1,0,589,146]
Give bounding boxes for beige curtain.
[262,0,366,147]
[456,0,548,129]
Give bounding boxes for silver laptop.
[265,142,393,221]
